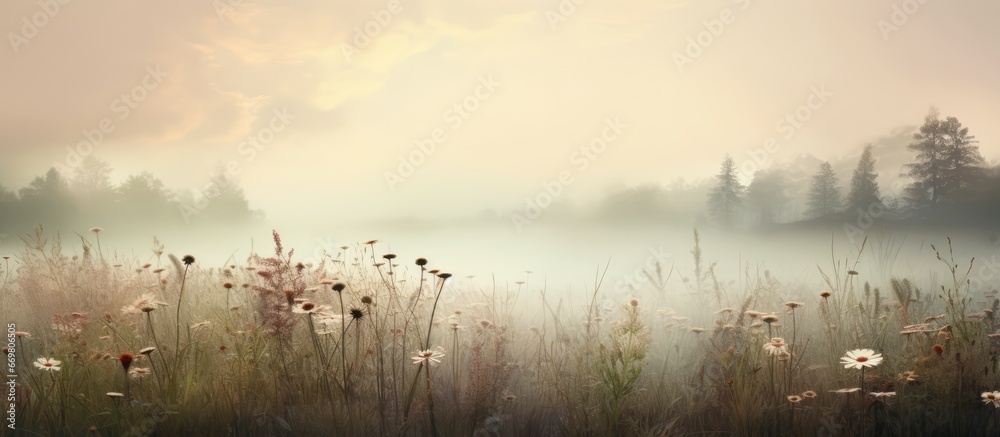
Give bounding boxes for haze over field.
[2,0,1000,288]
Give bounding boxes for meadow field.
[3,226,1000,436]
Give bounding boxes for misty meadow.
[4,1,1000,436]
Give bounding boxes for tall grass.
[2,226,1000,435]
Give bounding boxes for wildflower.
[504,394,517,402]
[898,371,918,382]
[14,331,30,338]
[761,314,779,324]
[900,329,934,335]
[34,357,61,371]
[802,390,817,398]
[870,392,896,398]
[629,299,638,307]
[119,353,134,372]
[847,270,858,276]
[982,391,1000,408]
[775,349,791,361]
[787,395,802,403]
[139,347,156,355]
[332,283,346,293]
[416,258,428,266]
[689,327,706,334]
[292,302,329,314]
[106,392,125,398]
[820,290,831,298]
[89,227,104,233]
[438,273,452,280]
[932,343,944,356]
[841,349,883,369]
[182,255,195,265]
[764,338,788,356]
[831,388,861,393]
[129,367,151,380]
[361,296,373,305]
[383,253,396,260]
[412,348,445,365]
[349,307,365,321]
[784,301,805,310]
[122,293,168,314]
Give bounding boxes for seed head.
[119,353,134,371]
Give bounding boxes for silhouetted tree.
[179,172,257,224]
[18,168,75,228]
[117,172,176,222]
[71,156,113,194]
[805,161,842,218]
[847,144,881,213]
[904,109,983,209]
[707,155,744,228]
[71,156,116,224]
[940,116,984,200]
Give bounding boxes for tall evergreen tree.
[707,155,744,228]
[904,109,985,208]
[847,144,881,213]
[805,161,841,218]
[940,116,984,199]
[904,109,948,208]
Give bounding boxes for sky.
[2,0,999,223]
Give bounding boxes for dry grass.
[3,227,1000,436]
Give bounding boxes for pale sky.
[3,0,999,222]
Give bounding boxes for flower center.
[856,356,868,362]
[989,394,997,400]
[44,362,52,367]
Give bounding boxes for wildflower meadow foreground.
[3,228,1000,436]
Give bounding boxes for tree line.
[708,108,995,228]
[0,156,259,236]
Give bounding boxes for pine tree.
[805,161,841,218]
[707,155,744,228]
[904,109,947,208]
[847,145,881,213]
[939,116,984,199]
[904,109,985,208]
